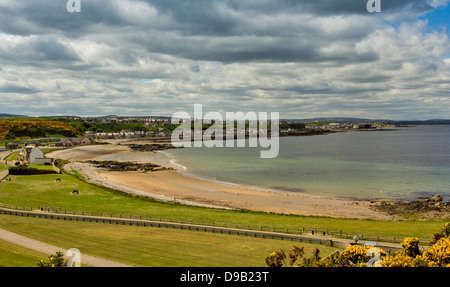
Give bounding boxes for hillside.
[0,119,80,139]
[69,122,151,134]
[0,113,27,118]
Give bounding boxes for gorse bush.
[265,223,450,267]
[0,119,79,139]
[36,252,67,267]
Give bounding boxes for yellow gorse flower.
[266,223,450,267]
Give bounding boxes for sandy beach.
[48,143,399,220]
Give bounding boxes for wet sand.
[48,144,399,220]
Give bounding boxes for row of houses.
[55,136,95,147]
[4,142,20,150]
[86,130,172,139]
[5,136,95,165]
[305,123,378,130]
[2,136,95,150]
[76,116,171,124]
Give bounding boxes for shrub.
[401,237,421,258]
[422,237,450,267]
[8,165,56,175]
[36,252,67,267]
[264,249,287,267]
[265,223,450,267]
[9,165,38,175]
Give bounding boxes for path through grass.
[0,215,340,267]
[0,173,446,241]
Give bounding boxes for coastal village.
[0,116,396,152]
[0,115,398,172]
[66,115,397,139]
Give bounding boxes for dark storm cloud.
[33,38,81,61]
[0,0,448,119]
[149,0,436,24]
[0,0,440,64]
[0,36,80,64]
[0,85,41,94]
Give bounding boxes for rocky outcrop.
[373,194,450,219]
[86,160,173,172]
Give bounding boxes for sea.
[161,125,450,201]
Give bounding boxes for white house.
[19,146,53,165]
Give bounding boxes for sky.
[0,0,449,120]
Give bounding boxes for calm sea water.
[164,125,450,200]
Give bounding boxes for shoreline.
[48,144,400,220]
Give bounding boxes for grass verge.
[0,215,339,267]
[0,163,8,173]
[0,237,47,267]
[0,172,446,241]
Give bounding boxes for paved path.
[0,170,8,181]
[0,227,132,267]
[1,205,410,254]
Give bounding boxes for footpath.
[0,206,408,255]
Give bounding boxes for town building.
[56,136,95,147]
[5,142,19,150]
[19,146,53,165]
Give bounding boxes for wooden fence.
[0,202,424,247]
[0,205,338,248]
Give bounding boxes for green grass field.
[0,237,48,267]
[0,172,446,241]
[27,165,55,171]
[0,215,339,267]
[4,152,18,161]
[0,163,8,173]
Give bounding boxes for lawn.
[0,163,8,172]
[0,237,47,267]
[0,173,447,241]
[4,152,18,161]
[0,215,339,267]
[27,165,55,171]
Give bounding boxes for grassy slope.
[0,173,446,240]
[0,238,47,267]
[0,163,8,173]
[0,215,338,267]
[4,152,18,161]
[26,165,55,171]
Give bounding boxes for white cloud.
[427,0,450,7]
[0,0,449,119]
